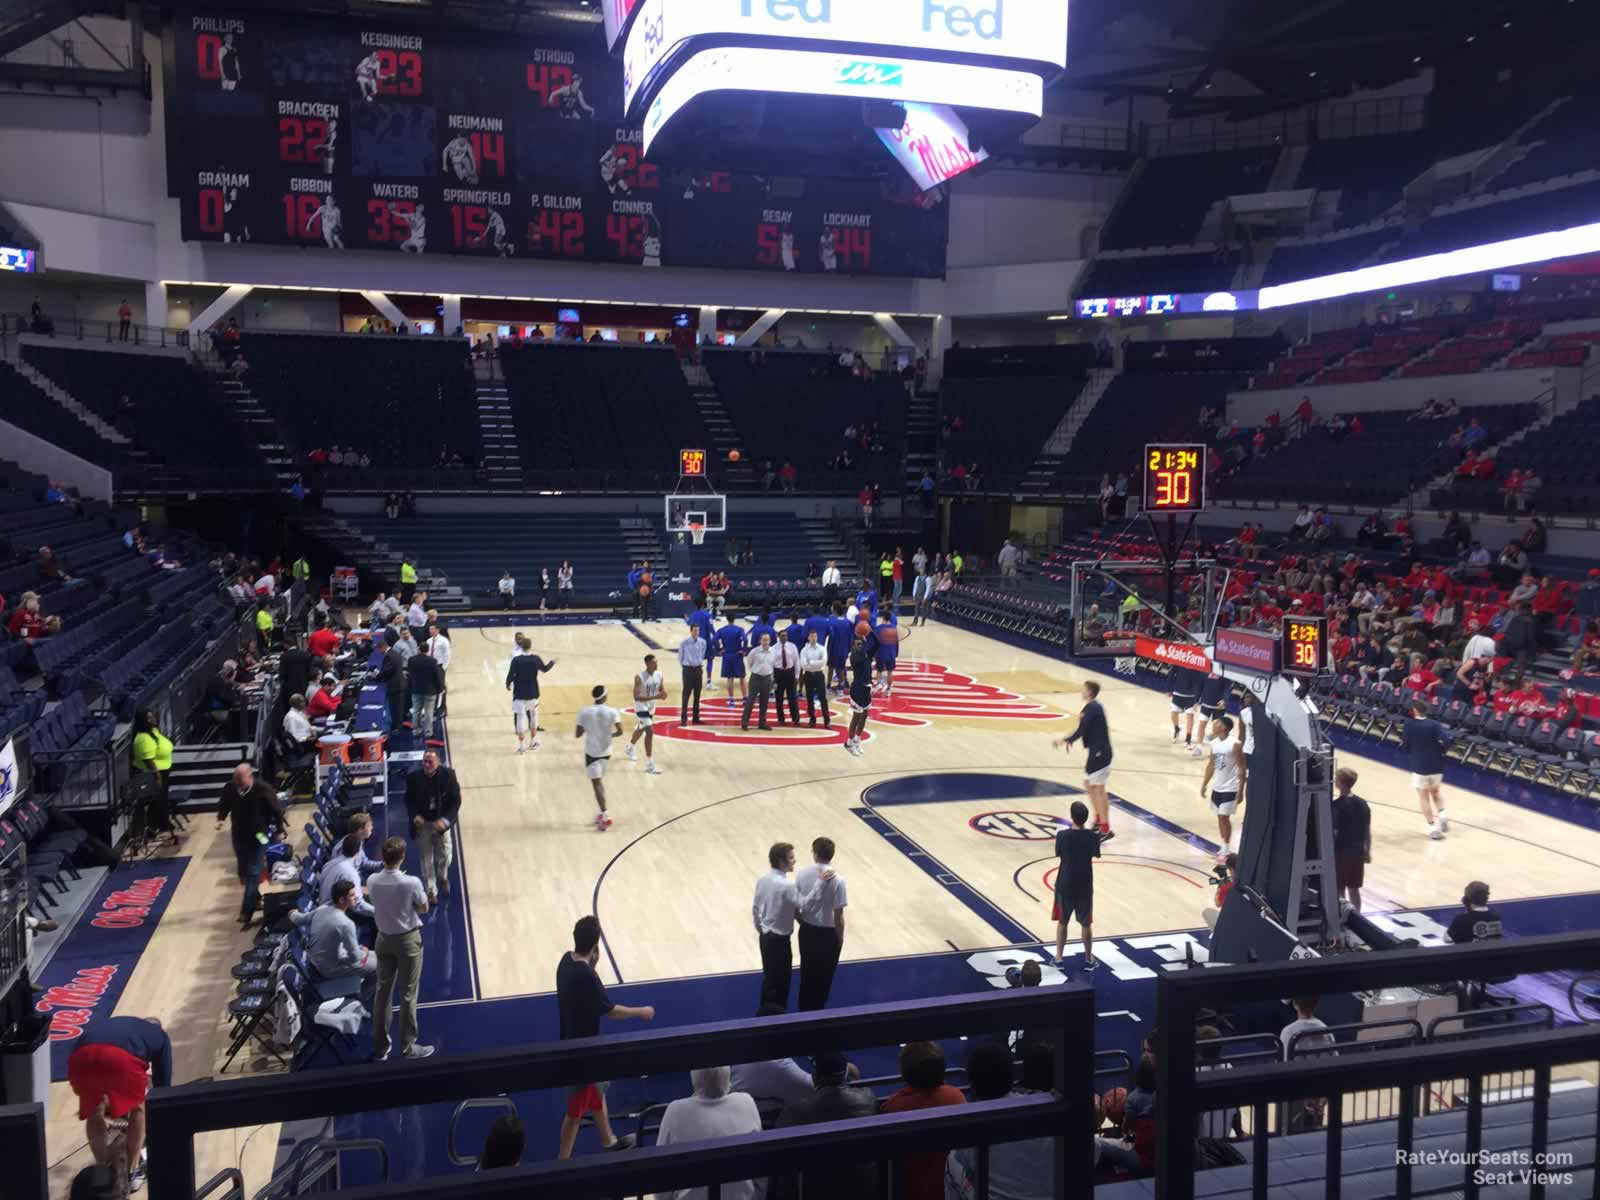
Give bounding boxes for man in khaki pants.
[366,836,434,1061]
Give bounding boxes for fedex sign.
[624,0,1066,114]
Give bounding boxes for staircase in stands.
[681,360,750,488]
[901,389,939,497]
[8,356,129,445]
[300,513,471,613]
[211,371,299,485]
[475,379,523,488]
[1012,366,1125,497]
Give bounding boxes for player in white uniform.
[575,686,624,830]
[599,148,630,196]
[624,654,668,774]
[311,119,337,175]
[550,74,594,119]
[355,52,389,102]
[441,135,478,184]
[219,34,241,91]
[305,197,344,248]
[390,202,426,253]
[476,208,513,256]
[780,227,796,271]
[819,229,838,272]
[1199,715,1247,861]
[641,215,661,268]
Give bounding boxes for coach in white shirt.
[407,593,429,633]
[799,631,830,727]
[741,634,777,731]
[821,560,843,607]
[795,837,847,1011]
[498,572,516,609]
[752,842,799,1009]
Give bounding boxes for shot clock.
[678,448,707,478]
[1143,444,1207,514]
[1281,615,1329,677]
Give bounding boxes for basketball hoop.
[689,521,706,546]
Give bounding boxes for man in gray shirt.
[299,880,375,979]
[368,835,433,1061]
[741,633,777,731]
[678,627,707,726]
[795,837,847,1011]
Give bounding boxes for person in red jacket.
[306,617,341,659]
[307,677,342,719]
[6,591,61,640]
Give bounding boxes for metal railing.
[3,312,190,350]
[145,988,1095,1200]
[1154,932,1600,1200]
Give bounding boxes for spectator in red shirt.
[1455,451,1482,478]
[1532,577,1567,638]
[1252,428,1267,454]
[1402,654,1441,697]
[307,618,341,659]
[779,461,797,493]
[307,677,342,719]
[1295,396,1314,431]
[1349,415,1365,435]
[881,1041,966,1199]
[6,591,61,640]
[1237,523,1261,560]
[1501,469,1524,511]
[1266,411,1281,428]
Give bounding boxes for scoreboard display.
[163,11,949,277]
[1143,444,1207,514]
[1282,615,1329,678]
[678,448,707,478]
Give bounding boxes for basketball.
[855,618,872,639]
[728,449,741,462]
[1101,1088,1128,1124]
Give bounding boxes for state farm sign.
[1213,628,1280,674]
[1134,637,1212,673]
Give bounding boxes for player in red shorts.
[66,1016,172,1191]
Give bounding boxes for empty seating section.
[941,347,1094,489]
[502,344,704,487]
[1382,179,1600,263]
[21,345,263,481]
[1221,403,1538,503]
[702,350,906,486]
[1057,372,1244,490]
[1262,230,1393,287]
[0,361,126,469]
[1099,148,1278,250]
[242,333,477,471]
[1506,329,1600,370]
[1077,253,1237,297]
[1495,95,1599,191]
[1398,317,1543,379]
[1293,133,1424,226]
[1252,329,1366,391]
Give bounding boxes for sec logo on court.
[968,811,1062,840]
[641,661,1064,748]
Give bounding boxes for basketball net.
[689,521,705,545]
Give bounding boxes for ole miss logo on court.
[637,661,1064,747]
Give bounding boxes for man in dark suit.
[377,628,408,732]
[405,749,461,902]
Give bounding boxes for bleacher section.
[1261,229,1394,287]
[1381,178,1600,264]
[343,510,847,606]
[940,346,1095,491]
[1053,372,1245,492]
[1099,148,1278,251]
[1221,403,1538,503]
[701,350,906,489]
[501,344,704,489]
[20,345,267,486]
[1440,396,1600,514]
[242,333,478,481]
[1293,133,1424,227]
[0,361,127,470]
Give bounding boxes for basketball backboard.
[665,493,726,532]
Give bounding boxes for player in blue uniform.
[786,613,808,649]
[748,610,777,649]
[872,611,902,696]
[803,608,832,650]
[1169,664,1206,748]
[826,602,854,692]
[689,599,716,653]
[854,587,878,623]
[1194,671,1229,759]
[713,614,747,708]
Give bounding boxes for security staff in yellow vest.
[292,556,311,589]
[399,557,418,603]
[255,601,275,650]
[131,709,176,838]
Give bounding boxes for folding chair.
[222,963,290,1073]
[281,964,362,1069]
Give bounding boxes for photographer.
[1202,853,1237,929]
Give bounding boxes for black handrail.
[1154,932,1600,1200]
[146,987,1096,1199]
[192,1167,244,1200]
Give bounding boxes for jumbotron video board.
[163,10,952,276]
